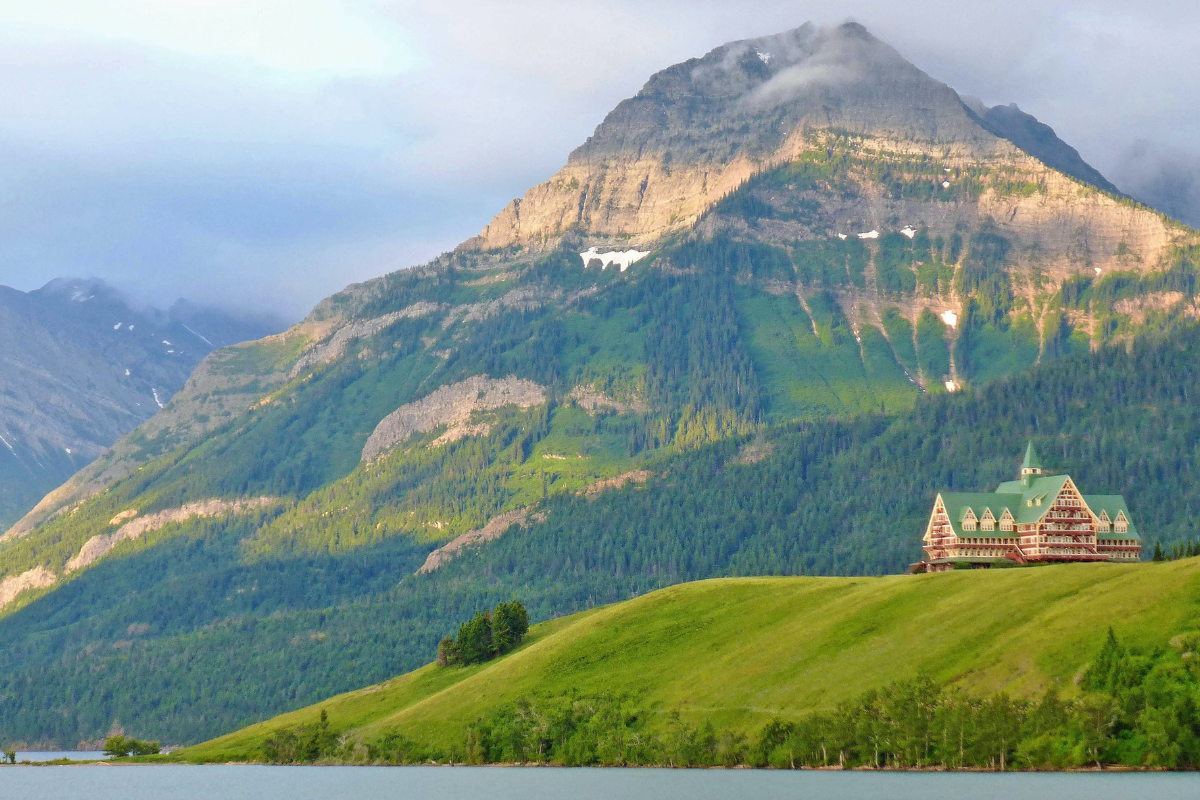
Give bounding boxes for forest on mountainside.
[5,321,1200,746]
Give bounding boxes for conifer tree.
[492,600,529,654]
[436,636,459,666]
[455,611,494,665]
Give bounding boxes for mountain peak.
[571,22,991,168]
[468,22,1012,252]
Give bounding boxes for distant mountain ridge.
[961,97,1120,194]
[0,278,284,529]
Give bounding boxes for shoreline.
[2,758,1187,772]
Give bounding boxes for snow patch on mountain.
[579,248,650,271]
[182,324,214,347]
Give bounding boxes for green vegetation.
[957,226,1014,326]
[180,560,1200,766]
[1154,539,1200,561]
[104,735,161,757]
[438,600,529,666]
[791,239,868,288]
[11,322,1200,746]
[875,232,918,296]
[762,628,1200,770]
[915,309,950,383]
[736,290,918,420]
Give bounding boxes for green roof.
[1083,495,1139,539]
[934,475,1139,540]
[937,491,1023,538]
[1021,440,1043,470]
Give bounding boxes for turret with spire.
[1020,439,1043,488]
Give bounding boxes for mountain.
[964,98,1121,194]
[0,279,285,530]
[2,21,1199,747]
[183,560,1200,765]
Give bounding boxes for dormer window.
[1114,511,1129,534]
[962,508,977,532]
[980,508,995,531]
[1096,510,1111,533]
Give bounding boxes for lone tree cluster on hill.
[438,600,529,667]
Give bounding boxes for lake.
[0,766,1196,800]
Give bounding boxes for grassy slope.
[183,559,1200,762]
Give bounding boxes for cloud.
[1111,141,1200,228]
[2,0,417,80]
[0,1,1198,319]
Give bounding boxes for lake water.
[0,766,1196,800]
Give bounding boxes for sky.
[0,1,1197,320]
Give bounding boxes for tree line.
[1153,539,1200,561]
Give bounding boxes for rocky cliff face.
[470,23,1004,251]
[466,22,1178,274]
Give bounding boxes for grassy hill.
[183,559,1200,763]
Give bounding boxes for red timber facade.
[917,441,1141,572]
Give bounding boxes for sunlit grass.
[180,558,1200,762]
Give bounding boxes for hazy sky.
[1,1,1197,319]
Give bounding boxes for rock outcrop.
[580,470,653,496]
[0,566,56,611]
[65,497,276,573]
[290,302,442,378]
[362,376,547,461]
[569,386,649,415]
[416,508,534,574]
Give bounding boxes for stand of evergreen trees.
[437,601,529,667]
[1153,540,1200,561]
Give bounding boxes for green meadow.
[181,558,1200,762]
